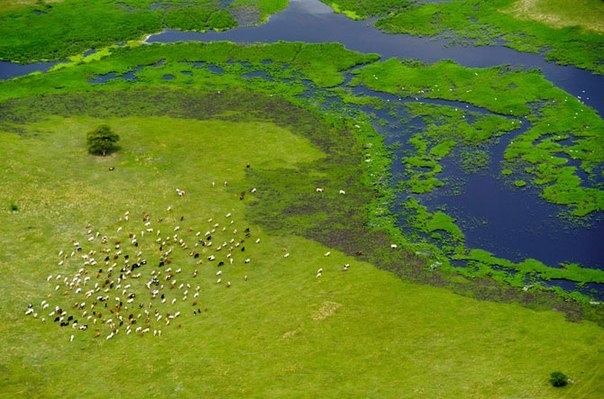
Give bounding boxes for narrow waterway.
[0,60,59,80]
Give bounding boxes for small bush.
[549,371,569,387]
[10,202,19,212]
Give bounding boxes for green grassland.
[2,96,603,399]
[1,38,603,397]
[324,0,604,74]
[326,0,413,19]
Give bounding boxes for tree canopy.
[86,124,119,156]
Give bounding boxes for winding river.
[1,0,602,280]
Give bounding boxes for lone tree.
[549,371,569,387]
[87,124,120,156]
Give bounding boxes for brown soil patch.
[311,301,342,321]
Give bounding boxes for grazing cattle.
[339,190,346,195]
[315,187,323,193]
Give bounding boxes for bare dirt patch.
[311,301,342,321]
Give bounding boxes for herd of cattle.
[24,194,261,341]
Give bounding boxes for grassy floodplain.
[0,16,603,399]
[324,0,604,74]
[1,87,603,398]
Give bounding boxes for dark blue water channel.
[0,60,59,80]
[1,0,602,283]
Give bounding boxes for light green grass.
[325,0,412,18]
[505,0,604,33]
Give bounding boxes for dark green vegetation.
[0,0,290,63]
[324,0,604,74]
[86,124,120,156]
[550,371,570,388]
